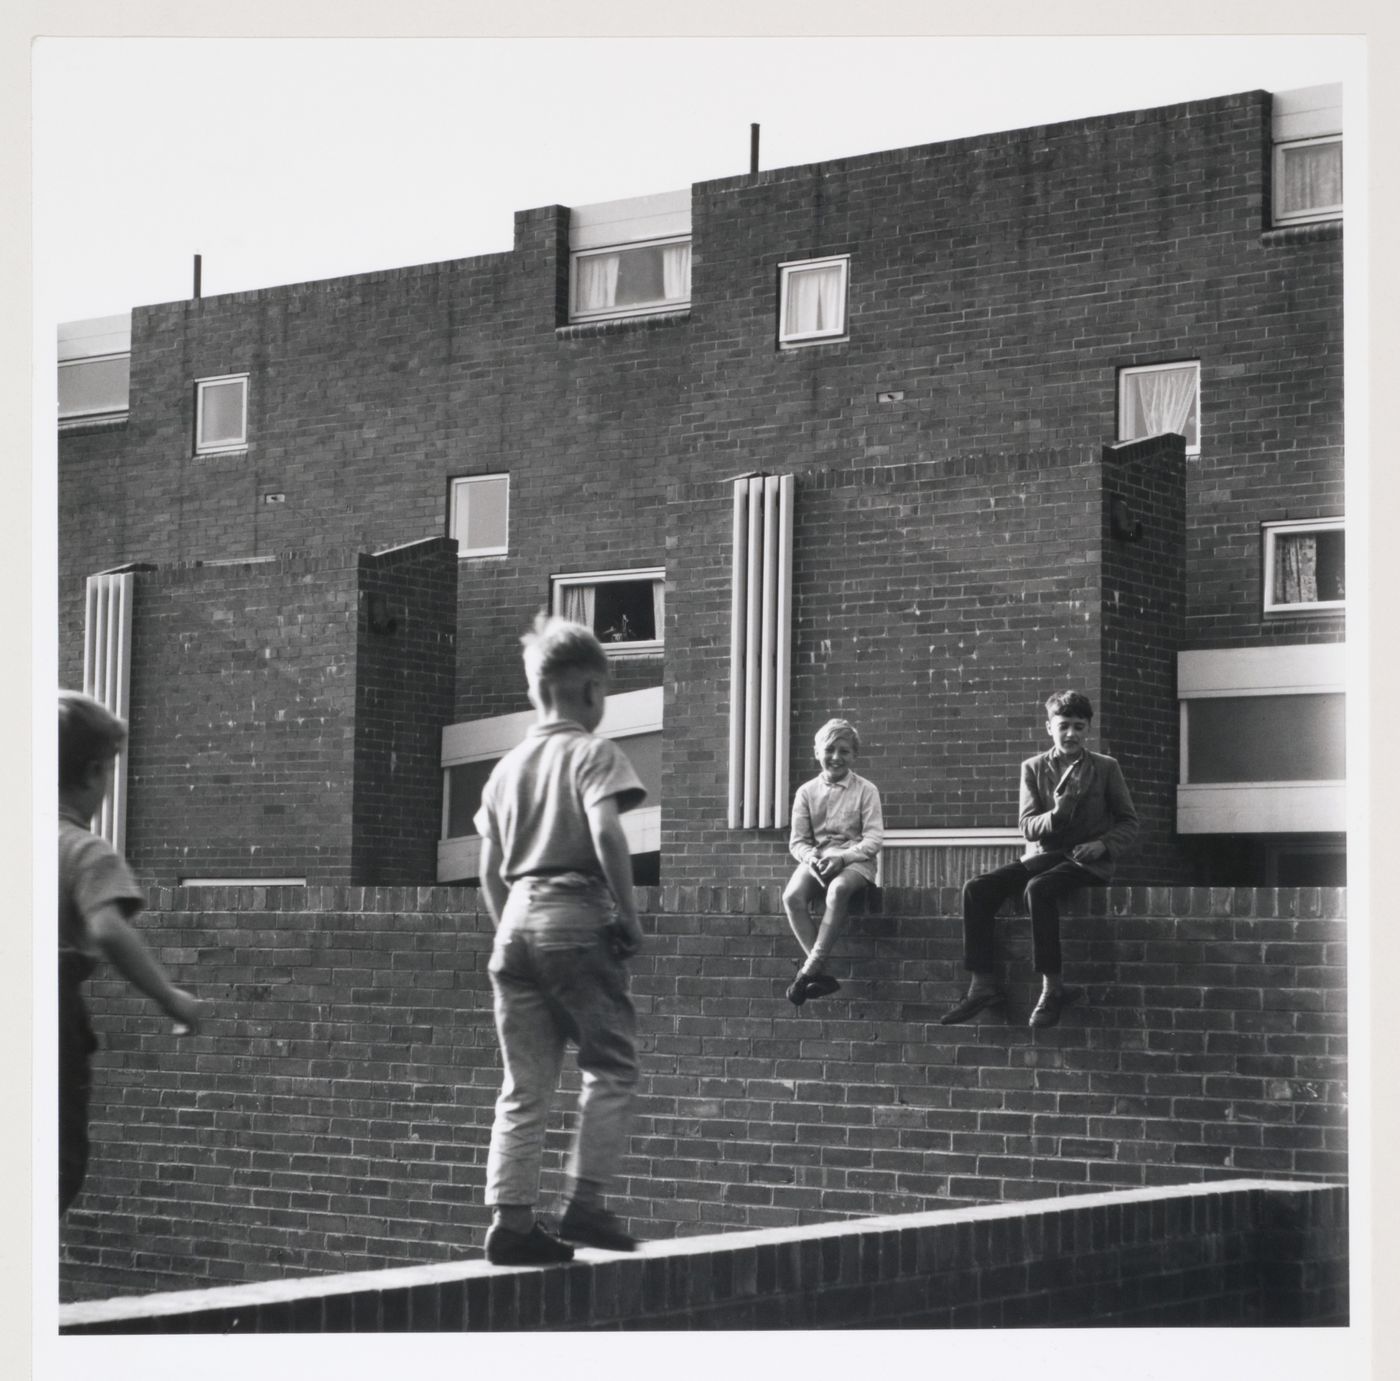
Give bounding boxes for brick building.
[57,84,1345,891]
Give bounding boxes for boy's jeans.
[485,874,638,1209]
[962,855,1095,976]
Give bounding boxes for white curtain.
[1127,366,1197,444]
[786,265,842,336]
[662,243,691,302]
[561,584,596,628]
[576,254,620,313]
[1282,143,1342,215]
[651,579,665,641]
[1277,535,1318,605]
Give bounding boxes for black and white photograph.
[15,5,1390,1379]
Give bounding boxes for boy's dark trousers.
[961,854,1095,976]
[59,953,98,1215]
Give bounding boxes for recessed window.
[778,256,849,347]
[1273,135,1342,226]
[570,238,691,322]
[552,568,664,656]
[449,474,510,557]
[195,374,248,454]
[1183,693,1345,784]
[58,353,130,426]
[1118,361,1200,456]
[1263,518,1344,615]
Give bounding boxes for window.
[58,354,130,426]
[570,238,691,322]
[1273,135,1342,226]
[551,568,664,656]
[1263,518,1344,615]
[778,256,849,347]
[449,474,510,557]
[195,374,248,453]
[1118,361,1200,456]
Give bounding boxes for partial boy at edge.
[783,718,884,1006]
[59,691,208,1216]
[473,615,647,1266]
[940,690,1139,1030]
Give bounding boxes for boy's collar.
[59,803,91,826]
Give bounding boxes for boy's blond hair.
[59,690,126,790]
[520,613,610,690]
[814,718,860,757]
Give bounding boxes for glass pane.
[1121,365,1198,450]
[1187,694,1345,783]
[1280,141,1342,217]
[458,476,508,552]
[446,759,498,838]
[784,264,843,337]
[1272,529,1344,605]
[594,580,658,643]
[573,241,689,316]
[58,355,130,418]
[200,380,245,445]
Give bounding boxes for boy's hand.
[1071,840,1107,863]
[814,854,844,882]
[606,920,642,959]
[166,988,209,1035]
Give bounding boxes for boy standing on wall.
[940,691,1138,1030]
[59,691,208,1215]
[474,616,647,1265]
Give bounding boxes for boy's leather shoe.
[786,972,812,1005]
[484,1220,575,1266]
[939,988,1006,1024]
[1029,985,1083,1029]
[559,1202,637,1252]
[801,973,841,999]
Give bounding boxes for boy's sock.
[492,1204,535,1235]
[1041,975,1064,995]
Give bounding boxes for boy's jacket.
[1018,749,1139,881]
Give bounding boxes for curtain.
[1127,366,1196,445]
[786,265,842,336]
[662,243,691,302]
[575,254,620,313]
[1282,142,1342,216]
[651,578,665,641]
[1277,534,1318,605]
[561,584,596,628]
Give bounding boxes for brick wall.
[351,538,458,884]
[59,884,1346,1302]
[58,1181,1348,1332]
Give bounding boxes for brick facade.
[56,86,1344,885]
[59,884,1346,1301]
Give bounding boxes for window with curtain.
[1117,361,1200,455]
[195,374,249,454]
[1273,136,1342,225]
[551,569,664,655]
[448,474,510,557]
[1263,518,1345,614]
[570,239,691,321]
[778,256,849,346]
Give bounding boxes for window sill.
[1262,605,1346,620]
[59,413,129,435]
[557,310,690,341]
[1261,220,1342,247]
[779,335,849,352]
[193,446,251,460]
[603,645,664,661]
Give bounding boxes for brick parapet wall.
[59,1180,1348,1332]
[59,885,1346,1302]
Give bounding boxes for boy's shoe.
[484,1220,575,1266]
[559,1202,638,1252]
[1029,985,1083,1030]
[786,972,812,1005]
[939,988,1006,1024]
[801,973,841,999]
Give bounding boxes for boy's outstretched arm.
[586,795,642,951]
[478,837,509,928]
[87,905,207,1030]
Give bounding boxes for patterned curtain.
[1277,534,1318,605]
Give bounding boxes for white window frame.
[195,373,249,454]
[568,235,692,324]
[1272,134,1343,227]
[778,255,850,348]
[437,685,663,882]
[449,473,510,558]
[1117,360,1201,457]
[1262,517,1345,616]
[551,567,664,659]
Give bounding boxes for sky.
[32,33,1362,330]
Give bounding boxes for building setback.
[57,85,1345,890]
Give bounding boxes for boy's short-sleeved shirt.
[474,720,646,882]
[59,806,144,960]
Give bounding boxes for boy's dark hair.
[520,613,609,686]
[1044,690,1094,722]
[59,690,127,790]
